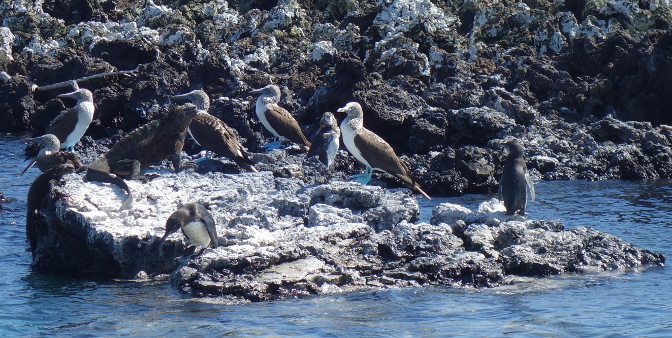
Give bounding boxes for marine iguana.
[85,104,199,210]
[26,163,76,259]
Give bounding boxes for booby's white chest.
[255,97,280,138]
[62,102,94,148]
[181,221,212,248]
[340,119,370,167]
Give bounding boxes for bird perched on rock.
[24,88,95,160]
[47,88,95,151]
[19,134,82,176]
[250,84,311,151]
[337,102,430,199]
[161,203,219,252]
[499,139,535,215]
[307,112,340,170]
[172,89,257,172]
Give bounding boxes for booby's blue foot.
[261,138,283,151]
[194,151,214,163]
[351,175,371,185]
[349,167,373,185]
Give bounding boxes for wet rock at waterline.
[30,165,664,300]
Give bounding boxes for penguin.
[161,203,219,250]
[499,139,535,215]
[171,89,257,172]
[250,84,311,151]
[337,102,430,199]
[19,134,82,176]
[306,112,340,170]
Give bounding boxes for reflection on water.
[0,137,670,337]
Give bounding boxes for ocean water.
[1,136,670,337]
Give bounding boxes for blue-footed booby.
[48,88,95,151]
[307,112,340,170]
[172,90,257,172]
[19,134,82,176]
[161,203,219,250]
[250,84,311,151]
[499,139,535,215]
[337,102,430,199]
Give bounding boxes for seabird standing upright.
[499,139,535,215]
[19,134,82,176]
[48,88,95,151]
[307,112,340,170]
[172,89,257,172]
[250,84,311,151]
[161,203,219,250]
[337,102,430,199]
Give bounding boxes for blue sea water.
[1,136,671,337]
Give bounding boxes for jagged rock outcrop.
[27,161,665,300]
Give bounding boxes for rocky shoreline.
[1,0,670,299]
[32,154,664,300]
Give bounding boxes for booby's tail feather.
[395,172,431,200]
[18,159,37,177]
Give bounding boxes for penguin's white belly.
[182,221,211,247]
[326,137,339,168]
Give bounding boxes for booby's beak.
[250,87,263,94]
[57,90,78,99]
[21,137,38,144]
[172,92,193,100]
[336,107,347,113]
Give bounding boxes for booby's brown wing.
[354,129,431,199]
[189,113,255,166]
[35,152,82,172]
[46,108,80,144]
[265,104,311,149]
[354,129,407,176]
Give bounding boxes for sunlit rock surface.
[4,0,671,300]
[29,165,664,301]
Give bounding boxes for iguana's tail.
[86,169,133,210]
